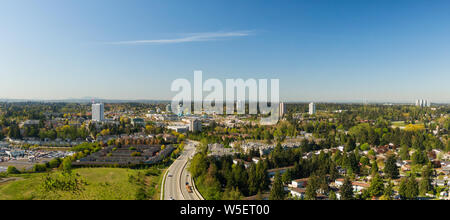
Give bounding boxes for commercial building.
[415,99,431,107]
[309,102,316,115]
[189,119,202,132]
[167,125,189,133]
[92,103,104,122]
[279,102,285,118]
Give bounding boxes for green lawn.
[391,121,406,127]
[0,167,165,200]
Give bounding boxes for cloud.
[106,31,253,45]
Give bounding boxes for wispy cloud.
[106,31,253,45]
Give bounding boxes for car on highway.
[185,182,193,193]
[168,173,173,177]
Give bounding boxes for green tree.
[7,123,21,139]
[368,174,384,198]
[305,175,318,200]
[411,149,428,165]
[419,165,433,196]
[340,177,354,200]
[383,181,394,200]
[399,145,410,160]
[384,155,399,179]
[61,158,72,173]
[371,160,379,176]
[223,187,243,200]
[329,190,337,200]
[269,172,286,200]
[7,166,20,174]
[399,177,419,200]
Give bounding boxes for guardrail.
[191,175,205,200]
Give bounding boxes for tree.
[7,123,21,139]
[399,177,419,200]
[269,172,286,200]
[360,143,370,151]
[329,191,337,200]
[281,169,292,185]
[398,178,408,199]
[368,174,385,198]
[48,158,62,169]
[399,145,410,160]
[7,166,20,174]
[305,175,318,200]
[340,177,354,200]
[384,155,399,179]
[383,181,394,200]
[223,187,243,200]
[406,176,419,200]
[345,137,356,152]
[61,158,72,173]
[419,165,433,196]
[411,149,428,165]
[370,160,379,176]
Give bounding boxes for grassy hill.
[0,167,165,200]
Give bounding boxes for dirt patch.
[0,177,24,185]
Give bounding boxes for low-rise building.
[291,178,309,188]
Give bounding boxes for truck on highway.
[186,182,193,193]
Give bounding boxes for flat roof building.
[92,103,104,122]
[309,102,316,115]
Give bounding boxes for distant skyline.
[1,0,450,103]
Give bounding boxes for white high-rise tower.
[309,102,316,115]
[92,103,104,122]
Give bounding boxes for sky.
[0,0,450,103]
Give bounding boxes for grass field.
[0,167,166,200]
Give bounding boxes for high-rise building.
[415,99,431,107]
[189,119,202,132]
[166,104,172,113]
[279,102,285,118]
[309,102,316,115]
[92,103,104,122]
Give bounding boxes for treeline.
[189,143,270,200]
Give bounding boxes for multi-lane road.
[162,140,204,200]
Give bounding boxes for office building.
[279,102,285,118]
[309,102,316,115]
[189,119,202,132]
[415,99,431,107]
[92,103,104,122]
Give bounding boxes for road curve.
[163,140,204,200]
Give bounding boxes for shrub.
[7,166,20,174]
[131,152,142,157]
[33,164,48,172]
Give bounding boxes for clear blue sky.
[1,0,449,103]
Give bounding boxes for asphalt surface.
[163,140,203,200]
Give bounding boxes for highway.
[162,140,204,200]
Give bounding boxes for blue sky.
[1,0,449,103]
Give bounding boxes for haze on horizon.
[1,0,450,103]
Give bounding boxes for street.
[163,140,203,200]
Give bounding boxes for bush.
[33,164,48,172]
[72,143,101,153]
[131,152,142,157]
[48,158,62,169]
[7,166,20,174]
[360,143,370,151]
